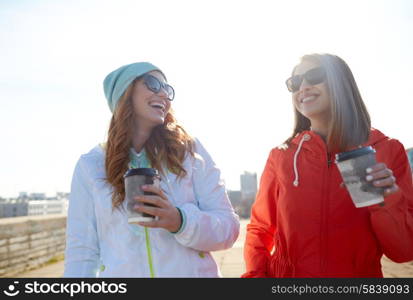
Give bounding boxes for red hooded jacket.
[243,129,413,277]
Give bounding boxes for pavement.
[15,219,413,278]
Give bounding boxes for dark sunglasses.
[142,74,175,101]
[285,67,326,93]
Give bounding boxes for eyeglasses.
[142,74,175,101]
[285,67,326,93]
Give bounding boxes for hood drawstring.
[293,134,311,187]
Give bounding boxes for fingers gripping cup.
[335,146,384,208]
[124,168,161,223]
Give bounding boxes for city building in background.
[241,171,258,199]
[0,199,28,218]
[228,171,258,218]
[228,190,242,215]
[27,200,68,216]
[0,192,69,218]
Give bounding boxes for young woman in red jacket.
[243,53,413,277]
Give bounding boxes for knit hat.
[103,62,162,113]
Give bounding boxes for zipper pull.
[327,153,333,167]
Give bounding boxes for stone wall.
[0,214,66,277]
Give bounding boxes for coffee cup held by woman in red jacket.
[242,53,413,278]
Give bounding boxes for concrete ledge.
[0,214,66,277]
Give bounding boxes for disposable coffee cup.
[124,168,160,223]
[335,146,384,208]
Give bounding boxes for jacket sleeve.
[369,140,413,263]
[242,149,278,278]
[173,138,240,252]
[64,157,100,277]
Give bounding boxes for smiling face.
[131,70,171,131]
[292,60,331,124]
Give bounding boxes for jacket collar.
[288,128,388,188]
[362,128,388,147]
[290,128,388,152]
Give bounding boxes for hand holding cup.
[336,146,386,207]
[365,162,399,197]
[134,184,182,233]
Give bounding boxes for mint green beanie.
[103,62,162,113]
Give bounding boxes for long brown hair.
[105,77,194,209]
[285,53,371,152]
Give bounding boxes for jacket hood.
[290,128,389,149]
[364,128,389,147]
[287,128,389,187]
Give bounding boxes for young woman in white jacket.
[64,62,240,277]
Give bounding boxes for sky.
[1,0,412,198]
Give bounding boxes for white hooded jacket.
[64,139,240,277]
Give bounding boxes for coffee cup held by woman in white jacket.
[64,62,240,278]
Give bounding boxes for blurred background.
[0,0,412,277]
